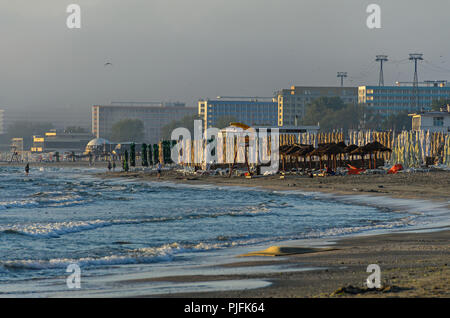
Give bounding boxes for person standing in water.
[25,163,30,176]
[107,161,112,171]
[157,162,162,178]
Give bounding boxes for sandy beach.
[3,162,449,297]
[93,167,450,298]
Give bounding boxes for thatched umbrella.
[350,146,368,168]
[308,143,337,169]
[352,141,392,169]
[363,141,392,168]
[344,144,359,163]
[323,143,346,170]
[344,144,359,154]
[279,144,293,171]
[335,141,347,167]
[293,145,315,170]
[284,144,303,170]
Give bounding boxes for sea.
[0,166,447,297]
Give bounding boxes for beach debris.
[239,246,338,257]
[331,284,410,296]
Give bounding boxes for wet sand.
[98,169,450,297]
[106,168,450,202]
[126,230,449,298]
[4,162,449,297]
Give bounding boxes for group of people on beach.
[106,160,162,178]
[107,161,116,171]
[23,161,162,178]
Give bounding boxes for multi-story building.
[276,86,358,126]
[359,81,450,115]
[31,130,93,154]
[198,97,278,131]
[92,102,196,144]
[410,105,450,133]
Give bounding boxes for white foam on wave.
[2,220,116,238]
[1,218,176,238]
[320,193,449,228]
[1,254,173,270]
[0,200,40,210]
[303,216,418,238]
[1,205,272,238]
[0,242,211,270]
[0,193,90,210]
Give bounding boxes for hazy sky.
[1,0,450,112]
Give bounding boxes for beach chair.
[347,164,365,175]
[387,164,403,174]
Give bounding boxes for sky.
[1,0,450,113]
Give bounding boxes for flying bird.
[104,62,113,67]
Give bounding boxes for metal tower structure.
[409,53,423,111]
[375,55,388,86]
[337,72,347,87]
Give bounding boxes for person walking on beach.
[112,161,116,171]
[25,163,30,176]
[107,161,112,172]
[157,162,162,178]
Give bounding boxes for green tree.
[6,121,54,148]
[160,115,201,140]
[380,111,411,131]
[110,119,144,142]
[123,150,129,172]
[302,97,347,128]
[141,143,148,167]
[361,109,384,130]
[153,144,159,164]
[215,116,238,129]
[303,97,364,131]
[64,126,87,133]
[148,145,153,166]
[130,143,136,167]
[430,98,450,111]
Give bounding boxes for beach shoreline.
[94,168,449,298]
[3,162,449,297]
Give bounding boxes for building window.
[433,117,444,127]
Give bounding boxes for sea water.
[0,166,439,296]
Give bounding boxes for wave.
[0,215,419,272]
[0,206,272,238]
[0,242,210,270]
[1,254,173,270]
[0,219,154,238]
[0,194,88,210]
[300,216,418,239]
[0,200,40,210]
